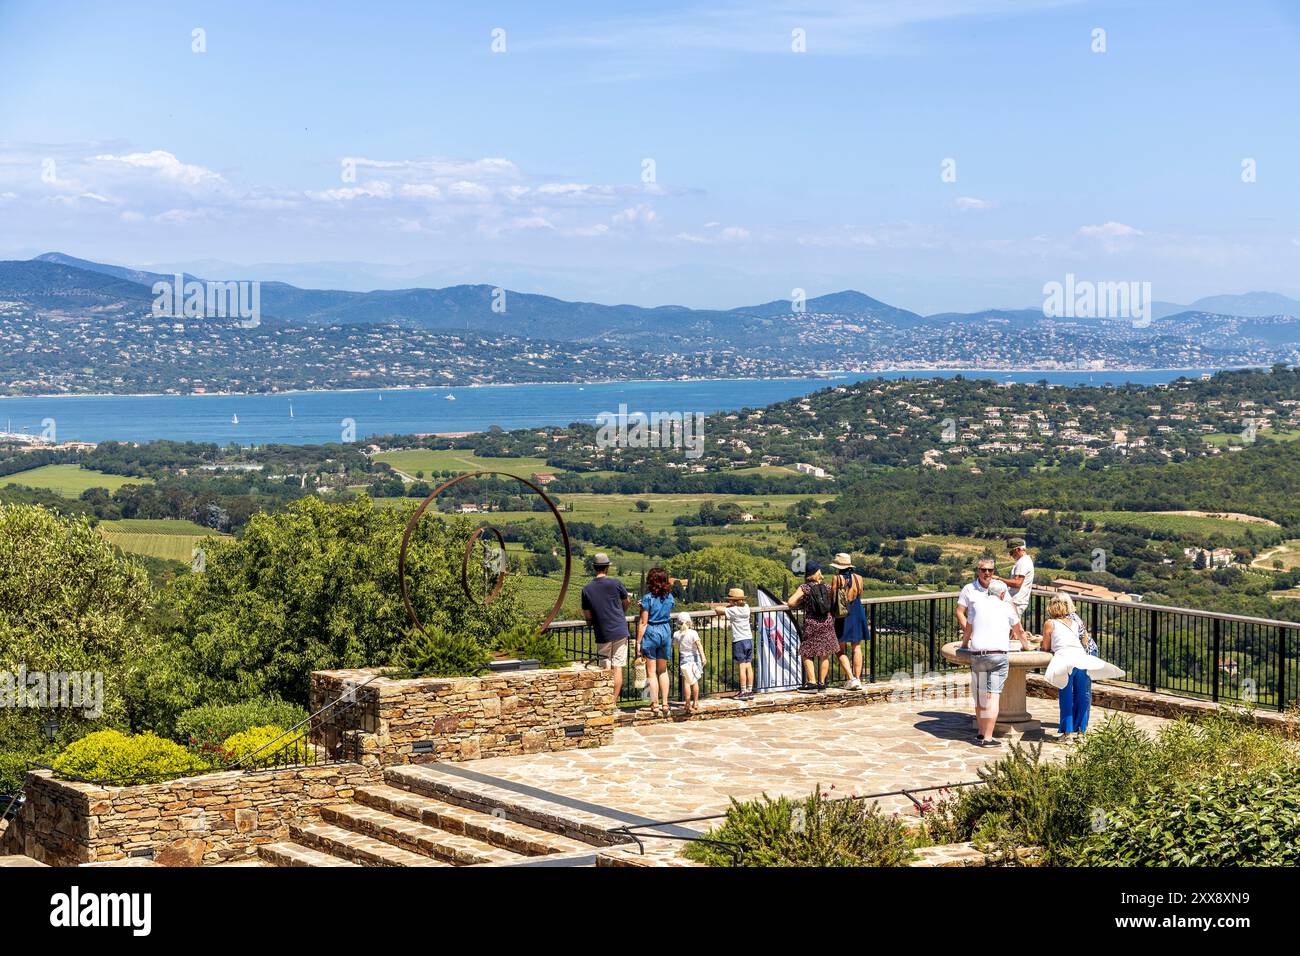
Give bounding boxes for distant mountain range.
[4,253,1300,373]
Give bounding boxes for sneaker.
[845,677,862,690]
[797,682,819,693]
[816,682,827,693]
[978,737,1002,748]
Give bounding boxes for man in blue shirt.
[581,553,631,702]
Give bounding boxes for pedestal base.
[970,716,1042,737]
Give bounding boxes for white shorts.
[596,639,629,669]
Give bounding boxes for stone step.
[353,784,598,857]
[290,821,447,867]
[259,841,362,868]
[320,803,526,866]
[383,764,625,847]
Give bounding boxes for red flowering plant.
[187,732,237,769]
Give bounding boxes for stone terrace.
[412,676,1169,826]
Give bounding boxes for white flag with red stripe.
[755,586,802,692]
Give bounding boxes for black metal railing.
[548,587,1300,712]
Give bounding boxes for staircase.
[259,770,604,867]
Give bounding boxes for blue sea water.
[0,369,1225,445]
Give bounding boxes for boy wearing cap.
[711,588,754,699]
[581,553,631,702]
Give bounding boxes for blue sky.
[1,0,1298,312]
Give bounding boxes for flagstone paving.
[463,679,1169,824]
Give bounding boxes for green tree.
[665,546,789,592]
[157,495,526,707]
[0,503,153,789]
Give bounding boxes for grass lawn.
[730,464,804,477]
[99,518,218,535]
[372,449,562,479]
[1254,540,1300,571]
[373,491,827,532]
[906,533,1003,560]
[2,464,152,498]
[99,527,231,563]
[1079,510,1264,543]
[1204,428,1300,448]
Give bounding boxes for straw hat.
[829,552,853,570]
[726,587,746,602]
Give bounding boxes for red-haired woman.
[637,567,687,716]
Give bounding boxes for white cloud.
[953,196,995,211]
[308,182,395,202]
[675,223,750,243]
[1079,221,1142,239]
[93,150,226,190]
[399,183,443,200]
[613,204,657,225]
[448,180,492,200]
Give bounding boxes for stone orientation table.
[940,640,1053,736]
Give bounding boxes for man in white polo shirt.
[998,537,1035,622]
[958,576,1030,746]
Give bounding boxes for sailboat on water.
[232,413,239,425]
[289,401,295,419]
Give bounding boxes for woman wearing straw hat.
[829,552,868,690]
[787,562,839,692]
[711,587,754,699]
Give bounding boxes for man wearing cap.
[581,553,631,702]
[829,552,868,690]
[998,538,1035,621]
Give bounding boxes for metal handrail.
[553,586,1300,632]
[227,670,385,771]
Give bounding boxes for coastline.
[0,366,1246,401]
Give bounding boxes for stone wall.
[310,665,615,769]
[2,764,370,867]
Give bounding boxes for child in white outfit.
[674,611,706,712]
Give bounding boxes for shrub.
[52,730,207,785]
[927,712,1300,865]
[1068,766,1300,866]
[685,787,915,867]
[494,624,568,669]
[390,626,492,677]
[220,725,312,768]
[174,699,308,755]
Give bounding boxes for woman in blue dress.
[637,567,686,716]
[830,553,869,689]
